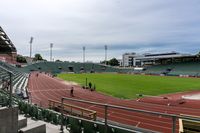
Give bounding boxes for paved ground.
[20,115,69,133]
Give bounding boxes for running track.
[28,72,200,133]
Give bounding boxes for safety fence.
[48,99,97,120]
[0,90,150,133]
[1,90,200,133]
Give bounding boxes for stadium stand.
[0,61,29,98]
[2,25,200,132]
[168,62,200,76]
[21,61,127,74]
[144,61,200,77]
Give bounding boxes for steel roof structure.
[0,26,17,53]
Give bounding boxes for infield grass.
[57,73,200,99]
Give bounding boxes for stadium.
[1,24,200,133]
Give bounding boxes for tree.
[55,59,62,62]
[100,58,119,66]
[109,58,119,66]
[197,52,200,57]
[100,60,109,65]
[33,54,43,61]
[16,55,27,63]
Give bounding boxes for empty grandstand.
[143,61,200,77]
[21,61,128,74]
[1,26,200,133]
[0,61,29,98]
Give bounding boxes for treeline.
[100,58,119,66]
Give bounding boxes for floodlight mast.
[83,46,86,72]
[105,45,108,65]
[29,37,34,58]
[83,46,85,63]
[50,43,53,61]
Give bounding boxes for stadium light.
[83,46,85,63]
[105,45,108,65]
[29,37,34,58]
[82,46,86,72]
[50,43,53,61]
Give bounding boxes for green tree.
[55,59,62,62]
[16,55,27,63]
[33,54,43,61]
[100,60,109,65]
[109,58,119,66]
[197,52,200,57]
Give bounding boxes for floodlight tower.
[50,43,53,61]
[29,37,34,58]
[83,46,85,63]
[105,45,108,65]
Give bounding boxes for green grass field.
[57,73,200,99]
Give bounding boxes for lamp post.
[50,43,53,61]
[29,37,34,58]
[83,46,85,63]
[83,46,86,72]
[105,45,107,65]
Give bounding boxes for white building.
[122,53,137,67]
[122,52,194,67]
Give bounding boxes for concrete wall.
[0,106,18,133]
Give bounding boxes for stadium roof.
[0,26,17,53]
[136,52,196,61]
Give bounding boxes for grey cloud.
[1,0,200,62]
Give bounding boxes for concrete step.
[19,121,46,133]
[18,115,27,129]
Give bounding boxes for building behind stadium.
[121,52,198,67]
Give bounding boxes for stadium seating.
[144,61,200,76]
[21,61,127,74]
[168,62,200,76]
[0,61,29,98]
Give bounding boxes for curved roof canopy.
[0,26,17,53]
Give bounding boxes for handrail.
[0,65,13,107]
[60,97,200,133]
[0,65,14,75]
[48,99,96,120]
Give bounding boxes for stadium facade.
[122,52,197,67]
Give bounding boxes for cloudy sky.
[1,0,200,62]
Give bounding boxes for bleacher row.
[21,61,128,74]
[0,61,29,98]
[143,61,200,77]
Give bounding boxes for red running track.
[28,72,200,133]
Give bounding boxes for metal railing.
[0,65,14,108]
[48,99,96,120]
[60,97,200,133]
